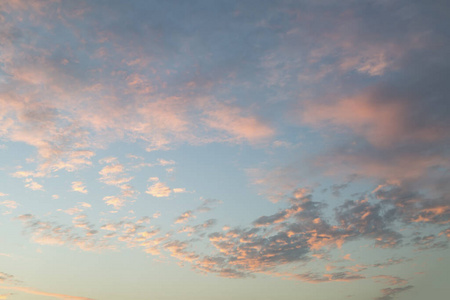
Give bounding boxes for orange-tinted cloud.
[174,210,196,224]
[71,181,87,194]
[146,182,171,198]
[0,286,93,300]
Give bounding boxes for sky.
[0,0,449,299]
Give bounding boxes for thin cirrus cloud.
[0,1,448,300]
[0,286,93,300]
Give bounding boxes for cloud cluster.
[166,183,449,283]
[16,214,113,252]
[12,179,448,300]
[98,158,136,210]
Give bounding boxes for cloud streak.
[0,286,93,300]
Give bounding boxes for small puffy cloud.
[71,181,87,194]
[175,211,196,224]
[272,140,291,148]
[1,200,18,215]
[146,182,171,198]
[178,219,217,236]
[98,157,118,164]
[11,171,39,178]
[24,179,44,191]
[103,196,126,210]
[99,164,124,176]
[126,154,143,160]
[59,202,91,215]
[97,160,135,210]
[173,188,186,193]
[343,254,353,261]
[157,159,175,166]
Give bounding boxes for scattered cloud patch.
[146,182,172,198]
[71,181,87,194]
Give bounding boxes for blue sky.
[0,1,449,299]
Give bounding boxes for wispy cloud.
[174,210,196,224]
[0,286,93,300]
[0,200,18,215]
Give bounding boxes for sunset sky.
[0,1,449,299]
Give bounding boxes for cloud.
[1,1,449,297]
[98,164,124,176]
[16,214,114,252]
[98,159,135,209]
[300,80,448,149]
[146,182,171,198]
[375,285,413,300]
[0,286,93,300]
[163,240,199,263]
[301,95,404,148]
[157,159,175,166]
[158,182,448,280]
[0,272,14,283]
[373,275,408,286]
[1,200,18,215]
[204,103,275,143]
[24,178,44,191]
[174,211,196,224]
[253,205,303,227]
[178,219,217,236]
[284,271,365,283]
[102,196,126,210]
[197,198,222,213]
[71,181,87,194]
[58,202,91,216]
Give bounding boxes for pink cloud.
[0,286,93,300]
[301,94,406,148]
[204,104,275,143]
